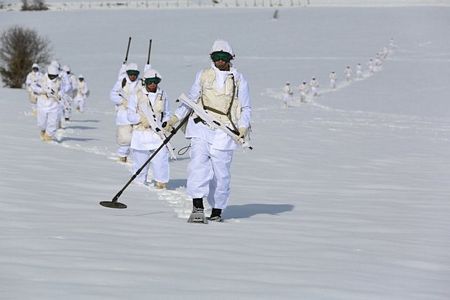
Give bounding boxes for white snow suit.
[356,64,363,79]
[127,86,170,185]
[173,64,251,210]
[282,84,293,107]
[25,70,43,113]
[110,64,140,158]
[74,78,89,113]
[31,74,62,137]
[298,83,308,102]
[57,71,73,124]
[344,67,352,82]
[310,78,319,96]
[329,72,337,89]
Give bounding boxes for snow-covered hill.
[1,6,449,300]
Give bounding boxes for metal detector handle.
[111,115,189,203]
[123,36,132,64]
[147,39,152,65]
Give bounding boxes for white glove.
[139,113,150,128]
[162,115,179,133]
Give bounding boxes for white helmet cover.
[210,39,235,57]
[144,68,162,80]
[32,63,39,70]
[50,60,60,69]
[47,65,59,75]
[126,63,139,72]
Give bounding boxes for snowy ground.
[1,6,450,300]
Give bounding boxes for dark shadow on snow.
[167,178,187,190]
[223,203,294,219]
[70,119,100,123]
[60,137,99,142]
[65,125,97,130]
[170,156,190,162]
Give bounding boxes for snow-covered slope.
[1,6,449,300]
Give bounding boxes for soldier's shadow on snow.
[60,137,99,142]
[167,179,187,190]
[224,203,294,219]
[65,125,97,130]
[171,156,190,162]
[70,119,100,123]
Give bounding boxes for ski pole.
[147,39,152,65]
[123,36,132,64]
[100,115,189,209]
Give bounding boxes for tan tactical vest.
[134,88,165,131]
[199,68,241,126]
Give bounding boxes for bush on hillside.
[0,26,52,88]
[21,0,48,11]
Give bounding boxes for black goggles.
[126,70,139,77]
[144,77,161,85]
[48,74,58,80]
[210,51,233,62]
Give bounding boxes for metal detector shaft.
[123,36,132,64]
[147,39,152,65]
[109,115,189,205]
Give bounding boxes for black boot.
[193,198,204,210]
[188,198,207,224]
[207,208,222,222]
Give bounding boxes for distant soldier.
[74,74,89,113]
[310,77,319,97]
[110,62,141,163]
[30,64,62,141]
[298,81,308,103]
[344,65,352,82]
[356,63,363,80]
[25,63,43,116]
[329,71,337,89]
[374,54,383,71]
[282,82,293,108]
[389,38,396,50]
[368,58,375,74]
[61,65,77,121]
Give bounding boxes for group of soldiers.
[21,39,251,223]
[25,61,89,141]
[282,39,395,107]
[109,39,252,222]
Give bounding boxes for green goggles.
[144,77,161,85]
[210,51,233,62]
[126,70,140,77]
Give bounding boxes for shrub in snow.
[0,26,52,88]
[21,0,48,11]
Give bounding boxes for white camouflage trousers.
[131,148,169,184]
[37,103,58,137]
[187,138,234,210]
